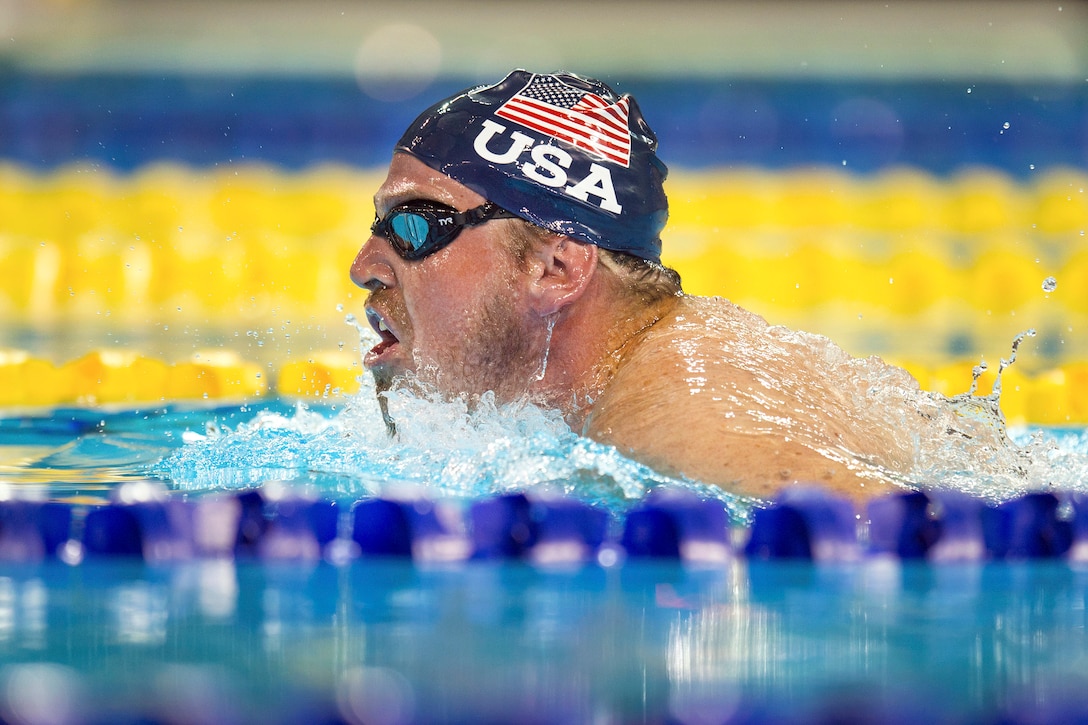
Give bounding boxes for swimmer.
[350,69,925,502]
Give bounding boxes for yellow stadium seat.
[858,167,943,233]
[774,169,856,229]
[0,350,67,407]
[968,245,1043,315]
[943,168,1024,235]
[277,351,362,398]
[882,244,956,315]
[1061,362,1088,424]
[64,350,170,404]
[1059,251,1088,316]
[1031,169,1088,236]
[1027,368,1071,425]
[165,350,266,401]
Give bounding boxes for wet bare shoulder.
[583,297,900,501]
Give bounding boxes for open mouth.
[365,308,400,363]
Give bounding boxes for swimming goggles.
[371,200,521,261]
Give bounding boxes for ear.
[526,236,598,316]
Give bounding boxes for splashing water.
[157,311,1088,518]
[906,329,1088,501]
[157,381,745,516]
[157,321,750,518]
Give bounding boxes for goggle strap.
[456,201,520,228]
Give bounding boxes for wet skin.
[352,154,916,502]
[350,155,549,406]
[583,297,917,500]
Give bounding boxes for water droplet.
[1042,276,1057,292]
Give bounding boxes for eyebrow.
[374,180,459,214]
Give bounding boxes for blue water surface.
[2,398,1088,723]
[0,556,1085,724]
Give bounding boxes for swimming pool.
[0,384,1086,724]
[3,25,1088,723]
[3,547,1088,724]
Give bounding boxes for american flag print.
[495,75,632,167]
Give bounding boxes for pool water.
[0,557,1086,725]
[1,396,1088,723]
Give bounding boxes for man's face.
[350,154,545,406]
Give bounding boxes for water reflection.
[112,580,167,645]
[0,560,1083,723]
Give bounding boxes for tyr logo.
[472,120,623,214]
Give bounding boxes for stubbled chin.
[368,369,398,436]
[368,363,397,393]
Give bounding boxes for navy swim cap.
[395,69,669,263]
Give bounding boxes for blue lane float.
[982,492,1074,559]
[0,501,71,561]
[621,489,732,564]
[470,493,608,564]
[239,488,340,560]
[351,498,416,558]
[866,490,988,561]
[745,487,859,561]
[3,483,1088,565]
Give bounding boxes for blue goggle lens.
[389,212,432,252]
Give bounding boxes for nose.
[350,234,397,291]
